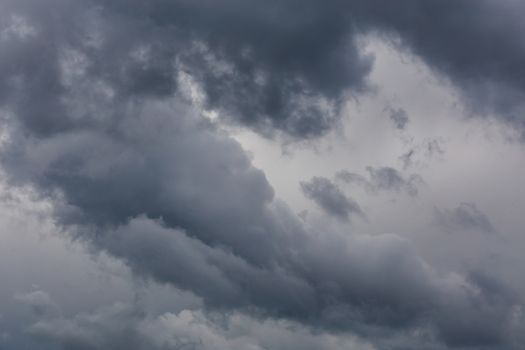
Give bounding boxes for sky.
[1,1,525,349]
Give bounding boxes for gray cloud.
[399,149,415,170]
[337,167,423,197]
[301,176,364,221]
[29,302,375,350]
[130,0,525,133]
[71,217,525,349]
[424,139,445,159]
[434,202,496,235]
[0,0,374,140]
[14,291,61,318]
[2,103,517,346]
[99,0,525,132]
[1,1,525,349]
[29,303,157,350]
[387,107,410,130]
[398,139,445,170]
[356,0,525,130]
[28,217,525,349]
[0,94,450,343]
[3,0,525,141]
[2,100,285,268]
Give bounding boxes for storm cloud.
[3,0,525,139]
[1,0,525,349]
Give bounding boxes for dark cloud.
[0,90,456,345]
[1,1,525,349]
[337,167,423,197]
[2,0,525,142]
[356,0,525,129]
[25,217,525,350]
[0,0,375,140]
[2,96,518,347]
[84,218,524,349]
[301,176,364,221]
[434,202,496,235]
[101,0,378,139]
[101,0,525,132]
[2,100,286,268]
[435,271,521,348]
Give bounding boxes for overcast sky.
[1,1,525,349]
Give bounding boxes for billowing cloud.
[1,1,525,349]
[357,0,525,127]
[3,0,525,140]
[0,0,373,140]
[28,216,525,349]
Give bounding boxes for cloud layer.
[2,1,525,349]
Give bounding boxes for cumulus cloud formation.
[1,0,525,349]
[0,0,372,139]
[25,217,525,349]
[3,0,525,139]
